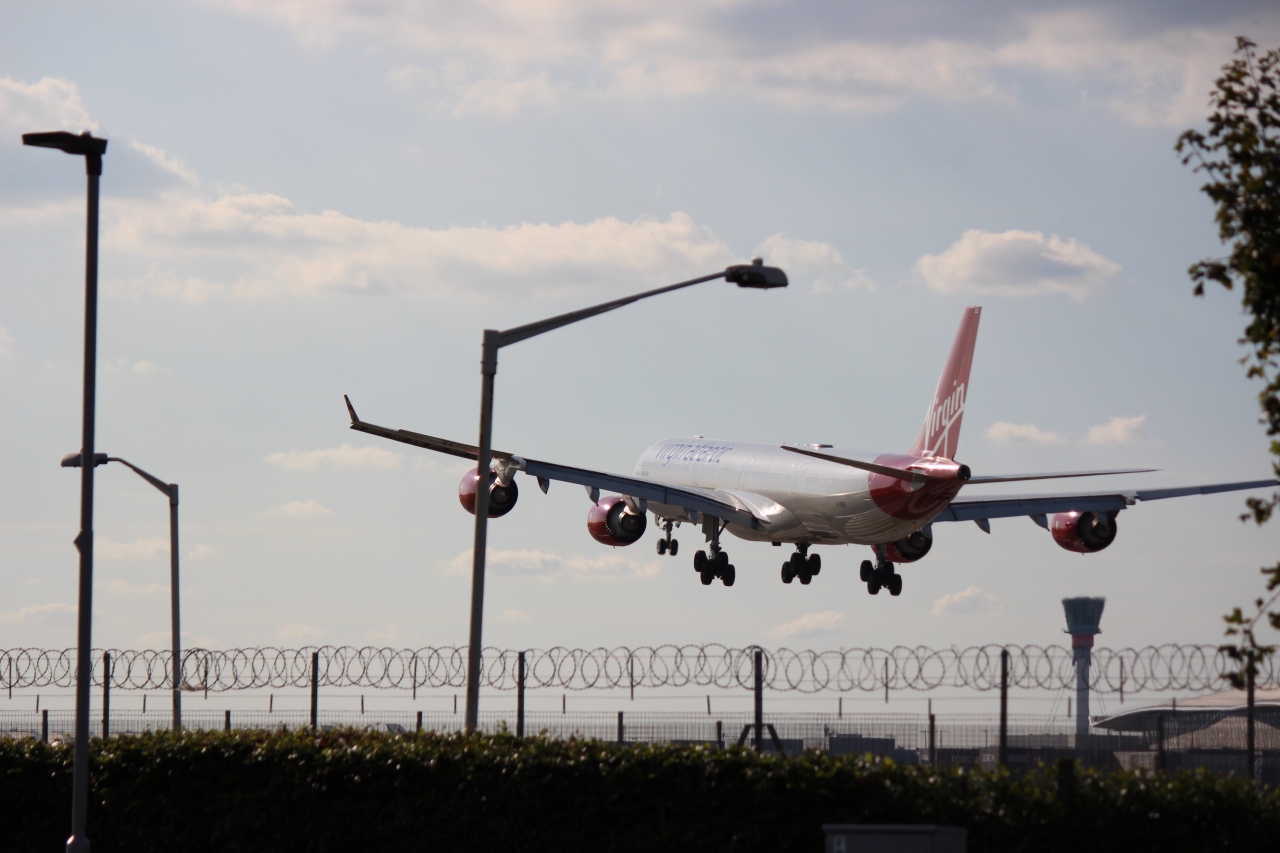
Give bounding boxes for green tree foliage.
[2,729,1278,852]
[1176,37,1280,687]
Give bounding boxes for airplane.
[344,306,1277,597]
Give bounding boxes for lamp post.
[24,129,107,853]
[62,454,182,730]
[463,259,788,730]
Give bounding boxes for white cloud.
[932,586,1002,616]
[260,499,333,518]
[131,359,162,374]
[207,3,1276,124]
[0,76,96,135]
[0,77,196,202]
[0,324,12,357]
[753,233,873,293]
[132,629,217,648]
[96,535,169,560]
[916,229,1120,299]
[367,621,399,643]
[500,609,532,623]
[986,422,1064,445]
[187,544,218,560]
[1083,414,1147,445]
[443,548,660,583]
[770,610,846,640]
[267,443,403,471]
[104,195,736,301]
[277,623,326,642]
[0,602,76,624]
[100,578,165,597]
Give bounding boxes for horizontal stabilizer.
[965,468,1157,484]
[781,445,941,483]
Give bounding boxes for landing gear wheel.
[694,550,708,573]
[715,550,730,570]
[668,539,678,556]
[808,554,821,575]
[860,560,874,583]
[867,577,881,595]
[799,571,812,585]
[781,563,794,584]
[722,565,736,586]
[888,574,903,596]
[700,569,715,586]
[657,539,668,555]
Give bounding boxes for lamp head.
[61,452,109,468]
[22,131,108,156]
[725,258,788,289]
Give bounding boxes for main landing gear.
[861,545,903,596]
[655,519,679,556]
[693,517,734,586]
[781,543,821,585]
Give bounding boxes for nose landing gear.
[780,543,821,585]
[862,546,902,596]
[656,519,679,556]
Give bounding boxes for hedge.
[2,729,1276,852]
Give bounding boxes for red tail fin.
[908,307,981,459]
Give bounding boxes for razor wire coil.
[1,644,1272,694]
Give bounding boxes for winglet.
[343,394,360,425]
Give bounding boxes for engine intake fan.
[587,496,648,546]
[458,468,519,518]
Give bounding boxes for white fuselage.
[633,438,927,546]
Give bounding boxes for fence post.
[416,710,423,732]
[412,656,417,702]
[310,651,319,731]
[716,720,723,748]
[998,648,1009,768]
[224,710,230,732]
[517,650,526,738]
[753,648,763,753]
[42,708,49,742]
[929,712,936,767]
[1247,652,1256,783]
[1156,714,1165,772]
[617,711,624,744]
[102,651,110,739]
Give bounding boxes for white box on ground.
[823,824,967,853]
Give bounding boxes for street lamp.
[24,129,107,853]
[463,259,788,730]
[62,453,183,731]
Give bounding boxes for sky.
[3,1,1280,667]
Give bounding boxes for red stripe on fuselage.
[866,453,965,522]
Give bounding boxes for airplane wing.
[933,480,1278,526]
[344,396,763,529]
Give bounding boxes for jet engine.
[587,496,648,546]
[883,528,933,563]
[1050,511,1117,553]
[458,468,519,518]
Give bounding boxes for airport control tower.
[1063,597,1105,744]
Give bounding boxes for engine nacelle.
[882,528,933,563]
[458,468,519,518]
[1050,510,1117,553]
[587,496,648,546]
